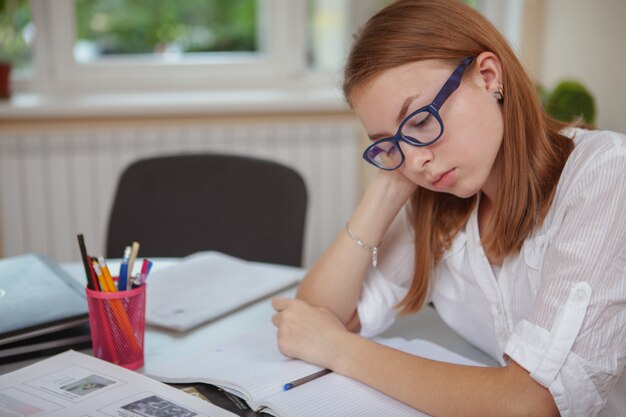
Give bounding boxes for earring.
[494,84,504,101]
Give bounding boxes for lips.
[430,168,456,189]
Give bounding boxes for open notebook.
[146,251,303,331]
[146,324,487,417]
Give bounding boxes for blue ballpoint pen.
[283,369,332,391]
[118,246,131,291]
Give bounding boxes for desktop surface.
[0,258,497,382]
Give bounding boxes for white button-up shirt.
[357,128,626,417]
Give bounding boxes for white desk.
[0,260,498,376]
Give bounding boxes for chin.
[427,188,474,199]
[450,184,481,199]
[451,191,476,199]
[422,179,479,199]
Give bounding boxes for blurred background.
[0,0,624,266]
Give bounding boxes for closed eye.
[412,112,431,128]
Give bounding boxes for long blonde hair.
[343,0,574,313]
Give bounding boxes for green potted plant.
[539,80,596,127]
[0,0,31,99]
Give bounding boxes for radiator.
[0,120,361,267]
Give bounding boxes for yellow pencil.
[98,256,118,292]
[92,259,111,292]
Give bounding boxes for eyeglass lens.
[367,110,442,169]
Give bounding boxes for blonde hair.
[343,0,574,313]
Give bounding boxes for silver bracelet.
[345,222,380,267]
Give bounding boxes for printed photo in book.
[0,350,236,417]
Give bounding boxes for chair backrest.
[106,154,307,266]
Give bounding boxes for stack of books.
[0,254,91,363]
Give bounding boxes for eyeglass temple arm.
[431,56,475,111]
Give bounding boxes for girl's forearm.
[330,333,559,417]
[296,172,415,325]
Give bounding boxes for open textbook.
[0,350,236,417]
[146,325,488,417]
[146,251,303,331]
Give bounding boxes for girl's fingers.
[271,296,291,311]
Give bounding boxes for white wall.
[530,0,626,133]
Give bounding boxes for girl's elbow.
[503,363,560,417]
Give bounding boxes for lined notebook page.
[146,326,323,409]
[258,337,483,417]
[155,353,322,410]
[261,370,430,417]
[148,325,488,416]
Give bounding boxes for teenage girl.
[272,1,626,416]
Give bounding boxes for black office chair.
[106,154,307,266]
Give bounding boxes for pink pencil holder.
[85,284,146,370]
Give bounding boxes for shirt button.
[575,289,586,302]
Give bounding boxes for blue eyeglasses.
[363,56,475,171]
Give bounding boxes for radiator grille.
[0,120,361,266]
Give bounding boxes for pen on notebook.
[118,246,131,291]
[283,369,332,391]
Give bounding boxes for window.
[73,0,259,63]
[0,0,34,72]
[3,0,518,96]
[9,0,309,94]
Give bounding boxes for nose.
[399,141,433,172]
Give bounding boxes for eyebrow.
[367,94,421,141]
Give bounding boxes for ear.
[472,51,502,93]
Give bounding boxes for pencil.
[283,369,332,391]
[126,241,140,291]
[91,259,110,292]
[97,256,118,293]
[77,234,98,290]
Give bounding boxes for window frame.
[15,0,310,94]
[10,0,524,97]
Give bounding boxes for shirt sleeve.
[504,138,626,417]
[357,207,416,337]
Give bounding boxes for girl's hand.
[369,168,417,209]
[271,296,350,369]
